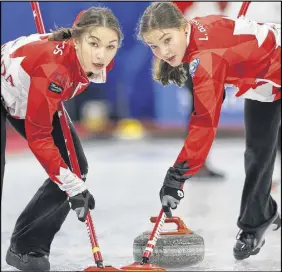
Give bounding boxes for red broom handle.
[141,1,252,264]
[238,1,251,18]
[30,2,104,267]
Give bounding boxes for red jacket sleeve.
[174,53,228,178]
[25,64,70,183]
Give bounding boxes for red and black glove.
[159,162,189,217]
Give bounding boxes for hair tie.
[62,30,72,39]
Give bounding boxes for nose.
[95,47,105,61]
[160,46,170,58]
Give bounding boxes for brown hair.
[138,2,188,87]
[49,6,123,47]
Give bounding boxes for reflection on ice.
[1,139,281,271]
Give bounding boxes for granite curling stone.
[133,216,205,267]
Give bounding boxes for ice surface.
[1,139,281,271]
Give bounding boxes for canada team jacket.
[1,34,113,185]
[171,15,281,180]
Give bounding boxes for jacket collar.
[182,23,193,63]
[68,40,90,84]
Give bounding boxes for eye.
[164,37,171,44]
[90,42,98,47]
[107,45,116,50]
[150,45,157,50]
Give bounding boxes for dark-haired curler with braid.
[2,6,123,271]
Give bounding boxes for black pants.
[0,104,88,255]
[237,98,281,232]
[183,63,281,230]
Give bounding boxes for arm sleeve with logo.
[164,53,228,187]
[25,64,87,195]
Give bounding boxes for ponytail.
[152,58,188,87]
[48,27,72,41]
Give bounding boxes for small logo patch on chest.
[189,58,200,78]
[48,82,63,94]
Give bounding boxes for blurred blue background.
[1,1,248,137]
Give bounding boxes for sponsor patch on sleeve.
[189,58,200,78]
[48,82,63,94]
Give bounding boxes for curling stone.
[133,217,205,267]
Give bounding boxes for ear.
[184,23,191,35]
[73,38,80,46]
[184,24,189,34]
[73,38,80,50]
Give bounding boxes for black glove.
[69,190,95,222]
[159,162,189,218]
[160,185,184,218]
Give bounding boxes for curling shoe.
[233,211,281,260]
[6,245,50,271]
